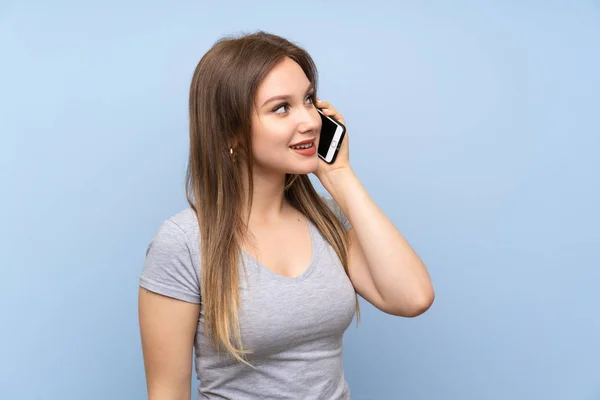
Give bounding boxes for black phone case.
[318,110,347,164]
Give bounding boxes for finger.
[316,99,344,123]
[317,101,336,114]
[322,106,340,118]
[324,110,345,124]
[316,99,330,108]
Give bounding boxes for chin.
[288,156,319,175]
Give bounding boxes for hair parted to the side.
[185,30,360,366]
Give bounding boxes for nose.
[298,106,321,134]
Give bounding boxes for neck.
[241,166,289,224]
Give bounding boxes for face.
[250,57,322,177]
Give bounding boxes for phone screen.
[318,112,340,157]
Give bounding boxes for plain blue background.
[1,1,599,399]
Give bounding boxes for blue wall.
[1,1,598,399]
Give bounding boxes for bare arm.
[138,287,200,400]
[321,168,435,317]
[314,99,434,317]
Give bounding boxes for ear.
[228,137,239,151]
[228,130,248,151]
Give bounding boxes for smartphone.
[317,108,346,164]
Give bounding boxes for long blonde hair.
[185,31,360,364]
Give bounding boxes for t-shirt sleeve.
[139,219,201,304]
[321,195,352,231]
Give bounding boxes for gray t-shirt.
[139,197,356,399]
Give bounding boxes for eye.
[272,93,316,115]
[273,103,290,114]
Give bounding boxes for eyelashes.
[272,93,316,114]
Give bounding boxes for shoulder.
[145,207,201,271]
[147,208,199,250]
[319,194,352,231]
[320,195,338,212]
[164,207,200,244]
[140,207,201,303]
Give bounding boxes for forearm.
[321,167,434,310]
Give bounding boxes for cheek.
[251,126,290,161]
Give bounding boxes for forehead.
[255,57,311,100]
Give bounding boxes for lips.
[289,138,316,148]
[290,140,317,156]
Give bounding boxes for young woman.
[138,31,434,400]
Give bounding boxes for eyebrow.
[260,84,315,108]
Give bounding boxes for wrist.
[319,167,359,206]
